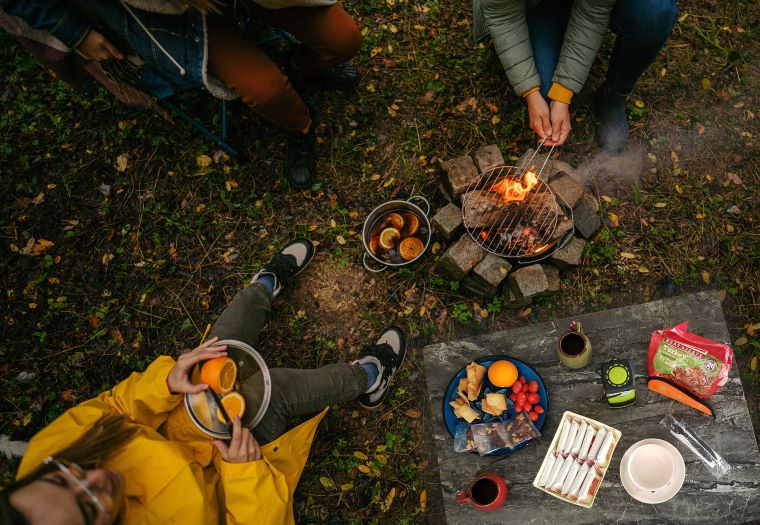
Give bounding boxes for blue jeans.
[527,0,677,97]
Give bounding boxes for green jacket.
[473,0,617,98]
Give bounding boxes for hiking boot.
[595,85,629,154]
[353,326,407,410]
[287,58,360,91]
[250,238,315,298]
[285,127,316,189]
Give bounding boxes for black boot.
[286,56,360,91]
[284,127,316,190]
[595,85,629,154]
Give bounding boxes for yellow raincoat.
[17,356,327,524]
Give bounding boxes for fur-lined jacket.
[0,0,333,105]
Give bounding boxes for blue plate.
[443,355,549,456]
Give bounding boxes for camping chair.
[158,27,297,157]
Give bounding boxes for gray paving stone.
[507,264,549,299]
[517,148,553,177]
[431,203,464,242]
[573,192,602,239]
[441,155,478,199]
[437,235,486,281]
[548,173,585,208]
[473,144,505,173]
[549,236,586,269]
[541,264,560,292]
[468,254,512,296]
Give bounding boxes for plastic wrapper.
[453,421,475,453]
[470,411,541,456]
[660,415,731,478]
[648,322,733,399]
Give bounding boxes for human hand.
[546,100,572,146]
[76,29,124,61]
[213,416,262,463]
[166,336,228,394]
[525,91,552,142]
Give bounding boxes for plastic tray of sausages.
[532,411,622,508]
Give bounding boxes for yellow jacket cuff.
[548,83,574,104]
[521,86,540,98]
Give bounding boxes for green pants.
[209,283,368,444]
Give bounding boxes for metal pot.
[184,339,271,439]
[362,195,431,272]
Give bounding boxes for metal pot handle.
[363,253,387,273]
[407,195,430,215]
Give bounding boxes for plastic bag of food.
[453,421,475,453]
[647,322,733,399]
[470,412,541,456]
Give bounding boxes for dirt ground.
[1,0,758,523]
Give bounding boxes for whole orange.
[200,357,237,394]
[487,360,518,388]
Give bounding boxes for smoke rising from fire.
[569,145,646,195]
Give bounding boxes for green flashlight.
[599,359,636,408]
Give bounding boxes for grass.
[1,0,759,522]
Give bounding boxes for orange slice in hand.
[379,228,401,249]
[200,357,237,394]
[216,392,245,424]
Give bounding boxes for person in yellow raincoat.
[0,239,407,524]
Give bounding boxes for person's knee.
[327,21,362,63]
[626,0,676,40]
[237,68,292,110]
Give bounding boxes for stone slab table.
[422,291,760,524]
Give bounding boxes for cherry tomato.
[519,375,527,384]
[528,380,539,393]
[514,403,523,413]
[508,393,518,402]
[517,392,527,406]
[534,405,544,414]
[527,393,540,404]
[528,411,539,422]
[523,403,532,413]
[512,381,522,394]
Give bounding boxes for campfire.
[461,159,574,260]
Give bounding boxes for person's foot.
[287,58,360,90]
[285,128,316,189]
[595,85,629,154]
[250,238,314,298]
[353,326,407,410]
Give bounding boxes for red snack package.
[648,322,733,399]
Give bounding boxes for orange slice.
[379,227,401,250]
[399,237,424,261]
[216,392,246,423]
[369,235,380,255]
[401,213,420,236]
[200,357,237,394]
[386,212,405,230]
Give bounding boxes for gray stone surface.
[422,291,760,524]
[549,236,586,269]
[504,288,532,309]
[517,148,553,176]
[468,254,512,296]
[507,264,549,299]
[540,264,560,292]
[573,192,602,239]
[551,159,577,180]
[473,145,505,173]
[549,174,585,208]
[437,236,486,280]
[441,155,478,199]
[431,203,464,241]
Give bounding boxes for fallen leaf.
[735,336,748,346]
[31,192,45,205]
[746,323,756,337]
[88,315,101,328]
[675,183,683,194]
[695,212,705,219]
[169,242,178,259]
[353,451,369,461]
[420,489,427,512]
[607,212,619,227]
[357,464,371,474]
[726,172,742,185]
[340,483,354,491]
[61,389,77,402]
[718,289,727,302]
[380,487,396,512]
[196,154,212,168]
[638,266,649,273]
[696,123,705,135]
[114,154,129,172]
[751,355,758,373]
[701,270,710,284]
[370,47,382,58]
[518,307,532,317]
[654,202,667,208]
[336,235,346,245]
[634,99,645,108]
[404,408,422,419]
[110,328,124,345]
[727,205,741,215]
[701,78,712,91]
[31,239,54,256]
[319,477,335,490]
[491,115,501,125]
[620,252,636,259]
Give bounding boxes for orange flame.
[530,242,552,255]
[489,169,538,203]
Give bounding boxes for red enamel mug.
[455,473,508,511]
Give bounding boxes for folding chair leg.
[160,99,238,157]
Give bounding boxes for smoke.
[570,144,646,195]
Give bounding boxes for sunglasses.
[43,456,111,523]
